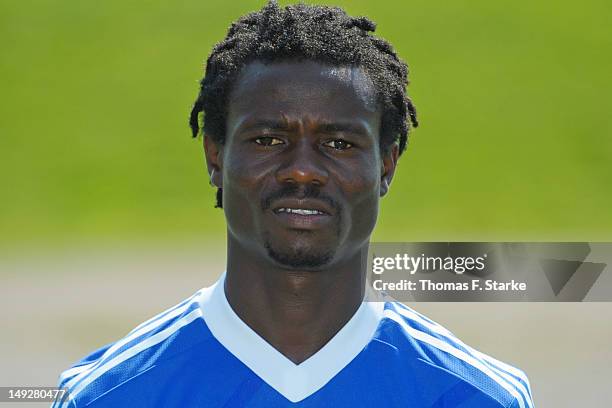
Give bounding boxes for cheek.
[221,146,271,234]
[222,180,253,239]
[338,162,381,234]
[350,189,380,236]
[223,146,269,191]
[338,156,380,200]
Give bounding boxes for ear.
[380,143,399,197]
[204,134,223,188]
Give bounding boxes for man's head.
[190,1,418,269]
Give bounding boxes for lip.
[271,210,333,230]
[270,198,334,216]
[269,198,335,230]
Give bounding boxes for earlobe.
[209,169,216,187]
[379,177,390,197]
[379,143,399,197]
[204,134,223,187]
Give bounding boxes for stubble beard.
[264,232,335,269]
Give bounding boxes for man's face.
[206,60,398,269]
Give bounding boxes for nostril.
[275,155,329,186]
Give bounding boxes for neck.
[224,237,368,364]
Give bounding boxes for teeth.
[277,208,324,215]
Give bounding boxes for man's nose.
[275,139,329,187]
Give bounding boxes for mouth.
[273,208,328,216]
[270,198,334,216]
[269,199,335,229]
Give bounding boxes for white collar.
[199,272,384,402]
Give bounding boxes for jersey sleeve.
[505,379,535,408]
[50,343,114,408]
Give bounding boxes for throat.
[224,268,365,365]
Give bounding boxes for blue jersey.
[53,273,534,407]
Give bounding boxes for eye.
[254,136,284,146]
[323,139,353,150]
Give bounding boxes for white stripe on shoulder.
[391,304,533,402]
[58,362,97,383]
[472,349,533,399]
[384,309,529,408]
[392,303,454,336]
[128,290,202,335]
[60,291,203,398]
[58,308,203,408]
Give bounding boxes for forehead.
[226,60,380,130]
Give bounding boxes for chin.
[264,237,336,269]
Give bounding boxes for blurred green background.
[2,3,612,406]
[1,0,611,252]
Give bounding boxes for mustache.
[261,184,340,213]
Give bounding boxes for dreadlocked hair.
[190,0,418,208]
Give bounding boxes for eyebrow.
[236,118,370,136]
[237,119,291,132]
[317,122,369,136]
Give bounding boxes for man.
[53,1,534,407]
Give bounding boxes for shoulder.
[52,289,210,408]
[378,301,534,408]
